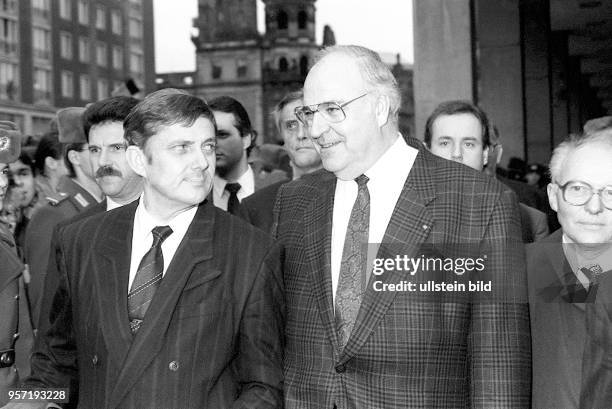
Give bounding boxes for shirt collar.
[213,165,254,197]
[106,196,123,211]
[134,195,198,241]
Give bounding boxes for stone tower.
[191,0,264,135]
[261,0,319,141]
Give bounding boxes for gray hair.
[315,45,401,123]
[272,90,303,132]
[549,128,612,182]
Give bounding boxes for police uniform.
[0,121,33,406]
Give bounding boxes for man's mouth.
[318,141,340,149]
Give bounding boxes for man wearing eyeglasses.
[528,129,612,409]
[274,45,530,408]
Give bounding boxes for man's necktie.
[581,264,604,285]
[225,182,242,215]
[335,174,370,349]
[128,225,173,333]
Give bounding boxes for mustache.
[95,166,122,178]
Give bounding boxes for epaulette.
[45,192,69,206]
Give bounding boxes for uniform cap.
[0,121,21,163]
[57,107,86,143]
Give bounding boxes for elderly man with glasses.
[527,128,612,409]
[274,45,530,409]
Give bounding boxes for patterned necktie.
[335,174,370,349]
[128,225,173,333]
[580,264,604,285]
[225,182,242,215]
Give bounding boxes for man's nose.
[584,191,604,215]
[308,112,330,141]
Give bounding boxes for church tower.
[261,0,319,141]
[191,0,264,134]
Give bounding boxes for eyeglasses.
[294,93,368,127]
[556,180,612,209]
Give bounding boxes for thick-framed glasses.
[556,180,612,209]
[294,93,368,127]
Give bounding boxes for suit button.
[169,361,179,371]
[335,364,346,373]
[92,355,98,365]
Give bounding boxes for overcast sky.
[154,0,414,73]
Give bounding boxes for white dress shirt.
[106,196,123,211]
[128,197,198,290]
[212,165,255,210]
[331,135,418,300]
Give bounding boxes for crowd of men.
[0,44,611,409]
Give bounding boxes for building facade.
[0,0,155,137]
[184,0,319,143]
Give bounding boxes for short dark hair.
[208,96,257,155]
[33,131,62,176]
[124,88,215,150]
[63,142,87,178]
[423,100,491,148]
[83,96,140,141]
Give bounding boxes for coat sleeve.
[0,244,21,407]
[232,243,285,409]
[22,228,78,409]
[469,189,532,408]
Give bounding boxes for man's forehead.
[561,143,612,183]
[281,100,302,118]
[90,121,124,142]
[304,54,364,103]
[155,117,215,141]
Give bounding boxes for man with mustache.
[15,89,284,409]
[32,96,143,331]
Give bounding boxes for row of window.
[275,9,309,31]
[60,32,128,69]
[58,0,142,38]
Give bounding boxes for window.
[129,17,142,39]
[0,0,17,13]
[0,62,18,101]
[32,27,51,60]
[277,10,288,30]
[59,0,71,19]
[60,32,72,59]
[95,6,105,30]
[32,0,50,19]
[300,55,309,76]
[96,42,106,66]
[79,74,90,100]
[97,78,108,99]
[112,46,123,70]
[278,57,288,72]
[111,10,122,35]
[129,52,143,73]
[236,60,247,78]
[298,10,307,30]
[0,18,18,55]
[212,63,222,79]
[78,0,89,25]
[78,37,89,62]
[61,71,73,98]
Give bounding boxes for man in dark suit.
[209,96,287,215]
[32,96,144,332]
[15,89,284,408]
[527,129,612,409]
[424,100,549,243]
[276,45,530,408]
[241,90,322,232]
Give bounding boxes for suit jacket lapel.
[109,201,216,408]
[94,202,137,369]
[339,149,436,363]
[302,173,340,354]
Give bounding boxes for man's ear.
[45,156,59,171]
[242,132,253,151]
[67,149,81,166]
[126,145,147,177]
[547,183,559,212]
[375,94,390,127]
[483,146,489,167]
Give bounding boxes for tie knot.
[225,182,241,194]
[355,174,369,187]
[580,264,604,283]
[151,225,173,246]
